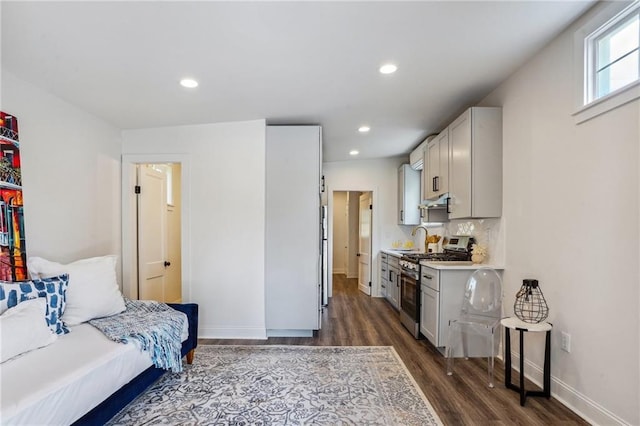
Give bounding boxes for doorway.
[134,164,182,303]
[331,191,372,296]
[121,154,190,303]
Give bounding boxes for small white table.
[501,317,553,406]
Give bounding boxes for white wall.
[122,120,267,339]
[323,157,418,297]
[1,71,122,266]
[481,4,639,424]
[332,191,348,274]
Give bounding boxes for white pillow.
[27,255,125,325]
[1,298,57,363]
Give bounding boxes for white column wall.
[481,5,639,424]
[122,120,267,339]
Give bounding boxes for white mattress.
[0,318,188,425]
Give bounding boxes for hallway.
[201,275,586,425]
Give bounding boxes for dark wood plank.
[200,274,588,425]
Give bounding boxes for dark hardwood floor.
[200,274,588,425]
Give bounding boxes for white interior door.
[358,192,372,295]
[137,165,167,302]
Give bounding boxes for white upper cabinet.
[398,164,421,225]
[448,107,502,219]
[424,128,449,201]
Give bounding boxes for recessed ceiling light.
[358,126,370,133]
[379,63,398,74]
[180,78,199,88]
[349,150,359,156]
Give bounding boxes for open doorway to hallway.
[331,191,372,296]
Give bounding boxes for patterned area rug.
[107,345,442,425]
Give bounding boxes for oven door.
[400,269,419,321]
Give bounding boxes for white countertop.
[380,248,416,258]
[381,249,504,270]
[420,260,504,270]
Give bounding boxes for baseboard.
[267,329,314,337]
[346,274,357,279]
[509,351,629,425]
[199,326,267,340]
[333,268,345,274]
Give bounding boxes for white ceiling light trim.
[180,78,199,88]
[379,63,398,74]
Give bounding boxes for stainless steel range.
[398,236,475,338]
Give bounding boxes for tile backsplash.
[444,218,504,265]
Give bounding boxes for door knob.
[164,261,171,267]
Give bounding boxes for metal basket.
[514,279,548,323]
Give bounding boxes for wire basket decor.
[514,279,549,323]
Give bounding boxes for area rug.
[107,345,442,425]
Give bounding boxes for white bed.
[1,320,188,425]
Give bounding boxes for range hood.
[419,193,449,223]
[423,193,449,209]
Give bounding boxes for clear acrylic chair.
[446,268,503,388]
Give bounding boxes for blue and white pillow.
[0,274,70,334]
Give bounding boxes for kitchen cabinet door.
[425,128,449,200]
[420,284,439,346]
[398,164,421,225]
[380,253,389,298]
[448,107,502,219]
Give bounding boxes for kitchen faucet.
[411,225,429,253]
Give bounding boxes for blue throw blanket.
[89,299,186,373]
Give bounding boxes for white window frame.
[573,1,640,124]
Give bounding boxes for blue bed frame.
[72,303,199,425]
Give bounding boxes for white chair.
[445,268,503,388]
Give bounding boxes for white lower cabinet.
[381,252,401,311]
[380,253,389,298]
[388,263,400,310]
[420,284,439,345]
[420,266,477,350]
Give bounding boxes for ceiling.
[1,1,595,162]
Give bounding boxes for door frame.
[327,186,378,299]
[121,154,191,301]
[357,192,373,295]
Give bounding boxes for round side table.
[501,317,553,406]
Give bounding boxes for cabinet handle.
[400,210,404,221]
[423,274,433,280]
[434,176,439,192]
[432,176,436,192]
[164,261,171,267]
[446,196,451,214]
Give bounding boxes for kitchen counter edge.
[420,261,505,270]
[381,249,412,258]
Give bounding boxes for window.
[574,1,640,123]
[587,4,639,102]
